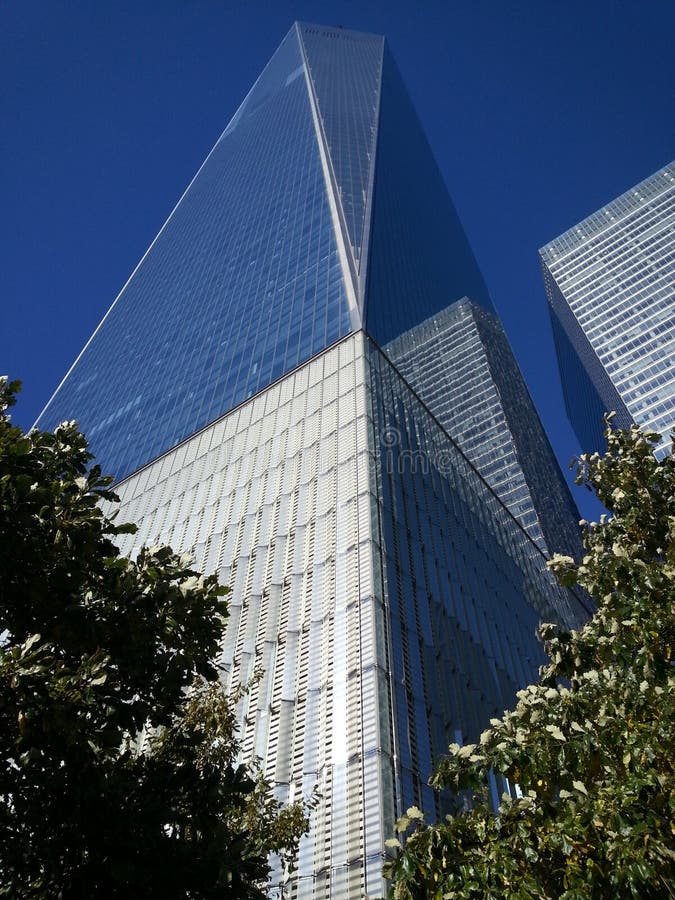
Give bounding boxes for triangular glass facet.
[36,26,354,482]
[298,24,384,276]
[364,47,495,345]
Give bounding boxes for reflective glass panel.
[36,28,352,481]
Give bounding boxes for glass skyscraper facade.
[385,298,583,559]
[540,161,675,457]
[36,23,492,484]
[37,24,586,898]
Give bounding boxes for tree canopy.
[386,417,675,898]
[0,378,308,898]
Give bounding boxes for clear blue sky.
[3,0,674,520]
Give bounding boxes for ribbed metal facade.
[112,334,583,897]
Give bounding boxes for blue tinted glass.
[385,298,583,560]
[299,24,383,274]
[36,28,352,481]
[365,48,494,345]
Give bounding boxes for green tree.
[386,417,675,898]
[0,378,309,898]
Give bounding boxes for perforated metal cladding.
[112,334,584,898]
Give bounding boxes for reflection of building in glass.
[540,162,675,457]
[37,24,587,898]
[385,298,583,559]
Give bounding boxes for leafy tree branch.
[386,417,674,899]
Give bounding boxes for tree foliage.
[0,378,309,898]
[386,417,675,898]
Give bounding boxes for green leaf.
[22,633,42,653]
[545,725,566,741]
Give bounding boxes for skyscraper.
[540,161,675,457]
[36,24,586,897]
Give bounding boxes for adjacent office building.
[36,24,586,898]
[540,162,675,457]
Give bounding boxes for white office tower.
[541,161,675,457]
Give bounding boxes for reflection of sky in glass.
[37,27,352,482]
